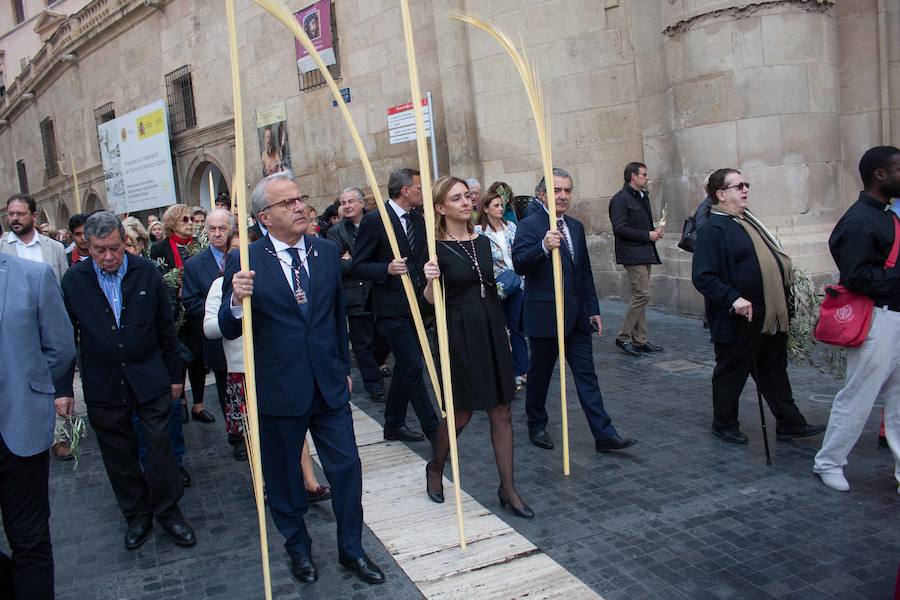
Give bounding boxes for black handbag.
[678,217,697,253]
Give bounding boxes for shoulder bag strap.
[886,214,900,269]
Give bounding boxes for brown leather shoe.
[52,442,75,461]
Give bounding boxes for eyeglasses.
[180,216,192,223]
[261,197,305,212]
[724,182,750,191]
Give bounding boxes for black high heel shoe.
[426,464,444,504]
[497,486,535,519]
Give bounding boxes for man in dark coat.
[328,187,385,401]
[350,168,439,442]
[608,161,663,357]
[512,167,637,454]
[57,211,195,550]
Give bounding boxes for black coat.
[181,248,227,371]
[608,186,661,265]
[58,255,182,403]
[327,219,372,316]
[350,207,428,319]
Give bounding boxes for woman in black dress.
[422,176,533,519]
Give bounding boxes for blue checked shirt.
[93,254,128,326]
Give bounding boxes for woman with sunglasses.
[692,169,824,446]
[150,204,215,427]
[422,176,533,519]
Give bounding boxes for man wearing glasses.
[608,162,664,357]
[220,172,384,586]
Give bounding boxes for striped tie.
[402,213,415,255]
[557,217,573,259]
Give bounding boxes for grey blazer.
[0,231,69,283]
[0,254,75,456]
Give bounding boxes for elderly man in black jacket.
[328,187,385,401]
[608,162,664,357]
[57,211,195,550]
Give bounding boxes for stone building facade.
[0,0,896,314]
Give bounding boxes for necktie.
[557,217,573,259]
[402,213,416,255]
[286,247,310,317]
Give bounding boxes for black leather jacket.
[328,218,372,316]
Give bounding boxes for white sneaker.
[818,472,850,492]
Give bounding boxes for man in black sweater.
[57,211,195,550]
[814,146,900,493]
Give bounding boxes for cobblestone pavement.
[21,301,900,599]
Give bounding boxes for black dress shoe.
[497,486,535,519]
[380,366,392,378]
[338,553,385,584]
[880,435,889,448]
[528,429,554,450]
[615,339,642,357]
[191,409,216,423]
[776,423,826,441]
[306,486,331,504]
[232,444,248,461]
[291,556,318,583]
[383,426,425,442]
[711,427,749,444]
[425,463,444,503]
[368,390,386,402]
[180,403,189,424]
[161,521,196,547]
[633,342,664,353]
[179,466,192,487]
[124,519,152,550]
[595,435,637,452]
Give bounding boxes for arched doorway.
[190,162,229,211]
[58,203,70,230]
[38,209,53,229]
[85,193,102,213]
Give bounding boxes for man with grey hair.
[329,187,385,401]
[57,211,195,550]
[183,208,235,443]
[512,168,637,453]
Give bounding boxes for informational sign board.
[97,99,177,213]
[387,97,433,145]
[294,0,335,74]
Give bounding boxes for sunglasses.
[180,216,192,223]
[724,182,750,191]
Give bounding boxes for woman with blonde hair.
[122,216,150,257]
[422,176,533,519]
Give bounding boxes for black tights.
[427,403,526,509]
[182,362,207,407]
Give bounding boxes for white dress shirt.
[388,199,411,234]
[6,231,44,263]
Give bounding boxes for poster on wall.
[97,99,177,214]
[293,0,335,74]
[256,101,291,178]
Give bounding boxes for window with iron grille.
[298,2,341,92]
[94,102,116,125]
[12,0,25,25]
[39,118,59,179]
[165,65,197,134]
[16,160,28,194]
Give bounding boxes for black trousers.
[260,385,363,561]
[87,388,185,526]
[0,435,52,600]
[348,314,384,393]
[712,319,807,431]
[374,331,391,366]
[377,316,439,437]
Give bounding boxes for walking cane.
[745,318,772,466]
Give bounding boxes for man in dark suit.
[57,211,195,550]
[608,162,664,356]
[0,254,75,599]
[220,172,384,585]
[182,208,234,445]
[328,187,385,401]
[512,168,637,453]
[350,168,439,442]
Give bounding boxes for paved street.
[31,300,900,599]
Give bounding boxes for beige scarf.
[713,206,793,334]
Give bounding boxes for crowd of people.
[1,145,898,598]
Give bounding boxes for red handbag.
[815,214,900,347]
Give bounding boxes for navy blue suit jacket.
[512,209,600,339]
[182,248,227,371]
[218,235,351,417]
